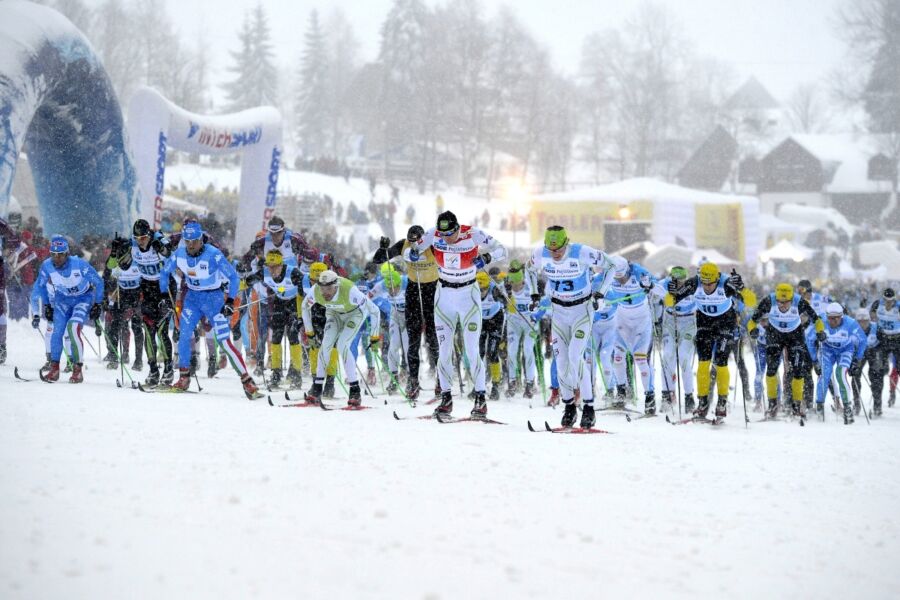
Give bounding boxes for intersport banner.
[128,86,282,252]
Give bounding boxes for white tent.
[643,244,694,275]
[758,239,815,263]
[532,178,761,265]
[692,248,739,266]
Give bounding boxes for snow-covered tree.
[295,10,329,157]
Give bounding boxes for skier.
[660,266,697,411]
[810,302,866,423]
[590,271,618,401]
[407,211,507,418]
[748,283,824,418]
[476,271,506,401]
[851,308,885,416]
[868,287,900,410]
[102,234,144,370]
[373,225,441,400]
[303,261,340,398]
[301,269,381,407]
[243,250,305,388]
[670,262,755,420]
[130,219,176,387]
[505,262,543,399]
[159,221,259,397]
[526,225,624,429]
[0,217,25,364]
[30,235,104,383]
[368,264,408,394]
[240,215,310,271]
[606,260,665,415]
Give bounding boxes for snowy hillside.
[2,319,900,599]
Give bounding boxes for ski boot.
[434,391,453,416]
[853,398,861,416]
[323,375,336,399]
[873,397,883,417]
[693,395,710,419]
[189,352,199,377]
[791,401,803,418]
[131,356,143,372]
[766,398,779,419]
[287,366,302,388]
[43,361,60,382]
[305,380,324,404]
[890,391,896,408]
[561,402,578,428]
[684,393,695,413]
[161,362,175,386]
[270,368,282,388]
[348,382,362,407]
[241,374,260,399]
[253,362,264,377]
[207,356,218,378]
[523,380,535,399]
[405,376,421,400]
[471,391,487,418]
[580,404,596,429]
[144,365,160,388]
[644,392,656,416]
[660,390,673,414]
[548,387,560,407]
[843,401,855,425]
[714,395,728,419]
[613,384,627,409]
[41,353,52,374]
[489,384,501,401]
[69,362,84,383]
[106,356,118,370]
[172,368,192,391]
[386,374,399,394]
[366,367,377,386]
[815,402,825,419]
[506,379,518,398]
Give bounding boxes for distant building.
[756,134,897,225]
[678,77,786,194]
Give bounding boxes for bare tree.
[786,83,832,133]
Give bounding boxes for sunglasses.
[436,228,458,237]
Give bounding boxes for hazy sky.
[163,0,847,103]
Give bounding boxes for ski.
[137,382,198,394]
[116,378,138,389]
[435,413,506,425]
[245,389,265,401]
[38,369,54,383]
[268,394,321,408]
[14,367,33,382]
[393,410,436,421]
[666,415,724,426]
[542,421,613,434]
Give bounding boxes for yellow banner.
[694,204,745,262]
[529,201,653,248]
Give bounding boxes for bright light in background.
[504,180,530,214]
[618,204,631,220]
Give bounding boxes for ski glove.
[849,359,861,378]
[31,314,40,329]
[379,236,391,249]
[728,272,744,290]
[43,304,54,321]
[220,297,235,318]
[667,279,679,294]
[474,253,491,270]
[816,330,827,343]
[158,297,173,313]
[89,303,102,321]
[639,274,652,290]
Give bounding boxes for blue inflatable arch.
[0,1,139,239]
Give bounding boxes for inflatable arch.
[0,0,139,239]
[128,87,283,252]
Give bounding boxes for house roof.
[723,76,780,111]
[789,134,894,193]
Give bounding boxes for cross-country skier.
[526,225,625,429]
[809,302,866,423]
[160,221,259,397]
[30,235,104,383]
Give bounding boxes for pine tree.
[222,4,278,112]
[295,10,328,157]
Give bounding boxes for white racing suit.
[506,279,542,386]
[659,275,697,396]
[409,225,506,396]
[528,244,625,406]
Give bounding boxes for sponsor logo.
[574,330,585,339]
[188,121,263,149]
[154,130,167,229]
[347,321,356,329]
[261,146,281,226]
[467,323,477,332]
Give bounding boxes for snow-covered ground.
[2,317,900,599]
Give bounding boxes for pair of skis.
[393,410,507,425]
[269,391,372,411]
[527,420,613,434]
